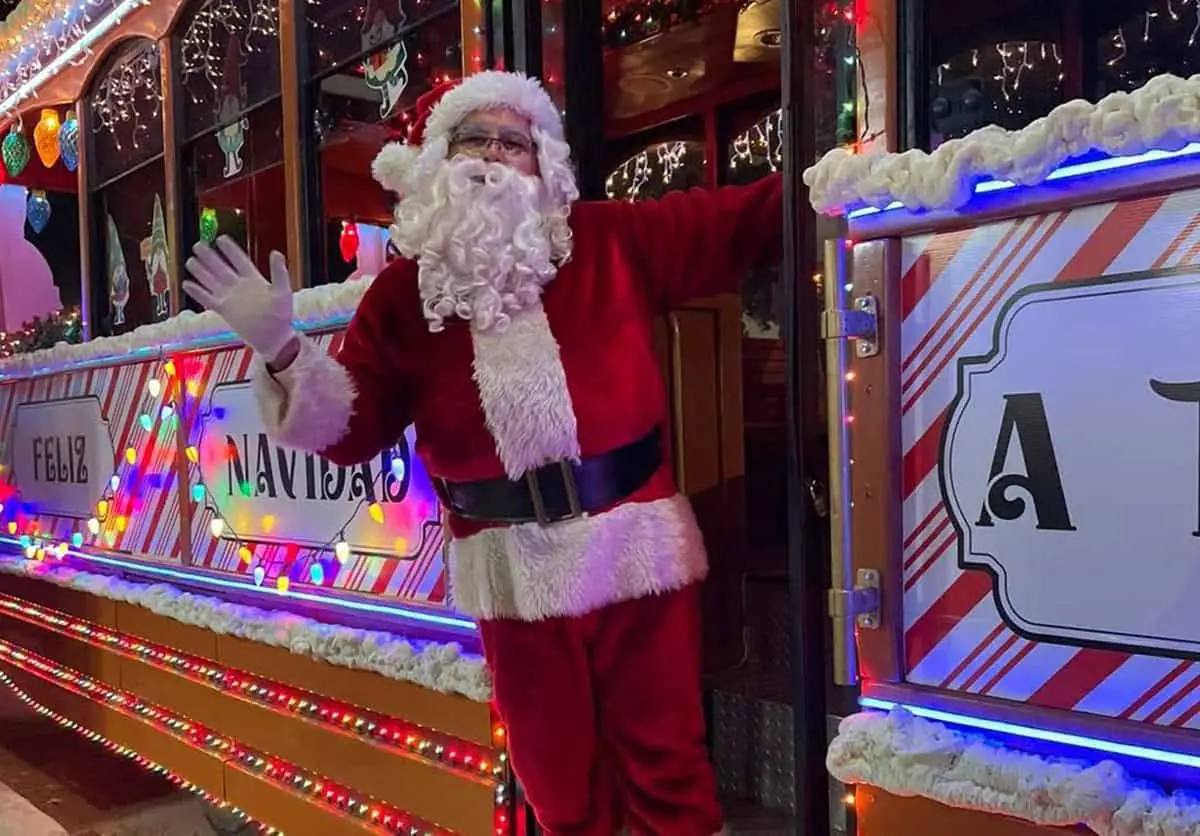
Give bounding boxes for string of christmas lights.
[1,353,427,598]
[937,42,1064,104]
[729,109,783,172]
[605,141,703,201]
[0,641,469,835]
[0,668,271,832]
[0,590,507,780]
[89,40,162,150]
[179,0,280,100]
[0,0,127,112]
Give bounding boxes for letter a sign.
[941,271,1200,659]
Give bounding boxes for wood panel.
[0,575,494,747]
[0,575,118,627]
[666,295,746,494]
[856,786,1084,836]
[0,664,228,791]
[122,662,495,835]
[849,240,904,682]
[114,603,219,659]
[224,763,382,836]
[215,633,494,746]
[0,609,121,687]
[658,293,749,674]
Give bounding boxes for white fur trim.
[0,558,491,700]
[424,71,564,146]
[448,494,709,621]
[251,336,356,452]
[470,303,580,479]
[830,708,1200,836]
[372,141,421,196]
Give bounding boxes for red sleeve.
[259,259,417,467]
[620,172,783,310]
[320,261,416,466]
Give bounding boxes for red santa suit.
[254,72,783,835]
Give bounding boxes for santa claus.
[182,70,783,835]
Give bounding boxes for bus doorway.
[574,0,857,830]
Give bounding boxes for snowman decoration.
[140,194,171,317]
[216,38,250,178]
[360,0,410,119]
[106,215,130,327]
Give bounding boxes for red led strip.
[0,639,462,835]
[0,667,275,834]
[0,592,506,781]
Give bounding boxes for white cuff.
[250,336,357,452]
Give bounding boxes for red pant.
[479,584,723,835]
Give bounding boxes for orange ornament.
[33,108,60,168]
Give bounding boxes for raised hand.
[183,236,297,362]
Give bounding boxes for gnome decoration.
[140,194,170,317]
[215,38,250,178]
[360,0,410,119]
[106,214,130,327]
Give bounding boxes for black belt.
[434,428,663,525]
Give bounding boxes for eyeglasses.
[449,125,535,159]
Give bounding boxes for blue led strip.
[860,696,1200,770]
[0,538,477,633]
[846,142,1200,220]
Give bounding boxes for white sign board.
[7,397,115,518]
[198,381,439,557]
[943,271,1200,658]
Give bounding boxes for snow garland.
[0,558,492,702]
[804,72,1200,215]
[0,274,376,378]
[829,708,1200,836]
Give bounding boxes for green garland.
[0,307,83,359]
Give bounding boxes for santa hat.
[372,70,568,198]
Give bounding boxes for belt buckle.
[526,461,583,525]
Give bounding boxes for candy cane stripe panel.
[898,192,1200,723]
[1123,661,1195,722]
[906,573,995,675]
[902,212,1073,415]
[902,216,1045,377]
[1054,195,1169,282]
[899,203,1119,449]
[978,642,1078,701]
[900,226,977,323]
[1144,673,1200,725]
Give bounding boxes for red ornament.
[339,221,359,263]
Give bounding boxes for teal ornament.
[58,111,79,172]
[26,190,50,234]
[2,126,29,177]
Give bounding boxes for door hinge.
[821,295,879,358]
[828,568,881,630]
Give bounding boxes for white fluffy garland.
[830,708,1200,836]
[0,558,491,702]
[0,274,376,378]
[804,72,1200,215]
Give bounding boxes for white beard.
[389,157,573,333]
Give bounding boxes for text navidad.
[223,431,412,506]
[940,271,1200,659]
[199,379,436,555]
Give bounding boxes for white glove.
[183,236,297,361]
